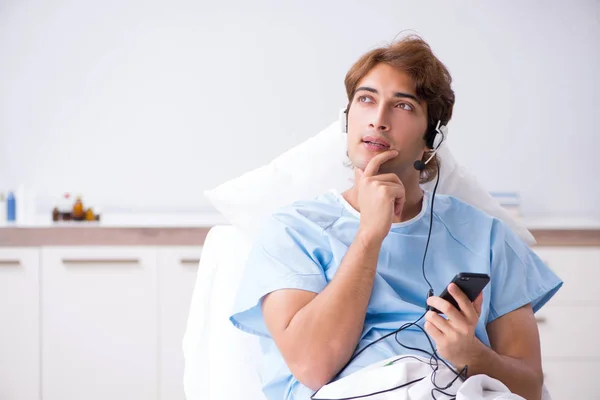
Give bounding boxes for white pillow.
[205,119,536,245]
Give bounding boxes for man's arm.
[261,230,381,390]
[261,150,404,390]
[466,304,544,400]
[426,286,543,400]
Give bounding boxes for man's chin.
[352,155,389,171]
[351,157,410,176]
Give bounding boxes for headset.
[317,108,463,400]
[415,120,447,172]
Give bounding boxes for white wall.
[1,0,598,218]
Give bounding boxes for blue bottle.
[6,192,16,222]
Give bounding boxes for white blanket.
[312,356,527,400]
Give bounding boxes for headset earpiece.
[421,120,447,166]
[428,120,446,150]
[431,122,443,149]
[339,107,348,133]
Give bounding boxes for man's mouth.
[362,136,390,149]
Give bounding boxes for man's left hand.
[424,283,485,370]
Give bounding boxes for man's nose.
[369,108,391,131]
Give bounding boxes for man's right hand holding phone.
[424,284,485,371]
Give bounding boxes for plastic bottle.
[6,192,16,222]
[0,193,6,224]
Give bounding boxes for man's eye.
[396,102,414,111]
[358,96,373,103]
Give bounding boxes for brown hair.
[344,35,455,183]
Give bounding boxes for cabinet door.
[0,248,40,400]
[157,247,202,400]
[41,247,158,400]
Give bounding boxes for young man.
[230,36,562,400]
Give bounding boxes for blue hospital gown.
[229,190,563,400]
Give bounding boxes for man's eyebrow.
[354,86,420,103]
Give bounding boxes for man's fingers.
[394,199,402,216]
[427,295,466,325]
[369,177,404,216]
[473,292,483,317]
[424,320,444,344]
[425,310,451,333]
[363,150,398,177]
[377,184,405,204]
[449,283,478,321]
[449,284,472,313]
[368,173,402,184]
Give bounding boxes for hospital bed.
[183,225,266,400]
[182,225,553,400]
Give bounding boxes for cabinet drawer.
[536,305,600,358]
[532,247,600,305]
[42,247,158,400]
[542,359,600,400]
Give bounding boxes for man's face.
[346,63,429,175]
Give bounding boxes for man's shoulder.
[269,190,344,232]
[430,193,499,244]
[435,193,493,218]
[432,193,496,220]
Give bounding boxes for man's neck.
[343,168,425,223]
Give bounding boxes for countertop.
[1,213,599,246]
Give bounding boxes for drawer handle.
[180,258,200,265]
[535,316,547,324]
[62,258,140,265]
[0,260,21,266]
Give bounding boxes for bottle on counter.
[0,193,6,224]
[52,207,60,222]
[72,195,84,221]
[6,192,16,222]
[85,207,95,221]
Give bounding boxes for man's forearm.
[283,230,382,388]
[461,341,543,400]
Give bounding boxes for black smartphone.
[432,272,490,314]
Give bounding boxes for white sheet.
[312,355,533,400]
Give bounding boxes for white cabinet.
[37,245,202,400]
[532,246,600,400]
[0,248,40,400]
[41,247,158,400]
[157,247,201,400]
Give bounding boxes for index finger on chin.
[363,150,398,177]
